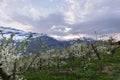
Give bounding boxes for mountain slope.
[0,26,70,53]
[0,26,44,40]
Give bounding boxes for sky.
[0,0,120,40]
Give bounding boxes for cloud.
[60,0,120,35]
[0,0,40,31]
[50,33,87,40]
[50,25,71,33]
[0,0,120,40]
[61,0,96,24]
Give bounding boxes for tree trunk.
[56,56,61,72]
[13,62,17,80]
[82,55,87,71]
[0,68,10,80]
[91,44,104,71]
[69,52,74,71]
[39,58,42,72]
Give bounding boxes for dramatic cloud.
[0,0,120,40]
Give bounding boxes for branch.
[10,54,39,76]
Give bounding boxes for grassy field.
[25,49,120,80]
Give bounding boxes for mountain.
[0,26,44,40]
[27,36,70,53]
[98,33,120,42]
[0,26,70,53]
[1,26,119,53]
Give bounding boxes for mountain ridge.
[0,26,71,53]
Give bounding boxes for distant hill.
[0,26,70,53]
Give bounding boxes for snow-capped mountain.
[0,26,44,40]
[0,26,70,50]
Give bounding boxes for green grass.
[25,70,118,80]
[25,49,120,80]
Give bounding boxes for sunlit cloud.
[50,33,87,40]
[50,25,72,33]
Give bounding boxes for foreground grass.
[25,70,120,80]
[25,49,120,80]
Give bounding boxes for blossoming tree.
[0,31,35,80]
